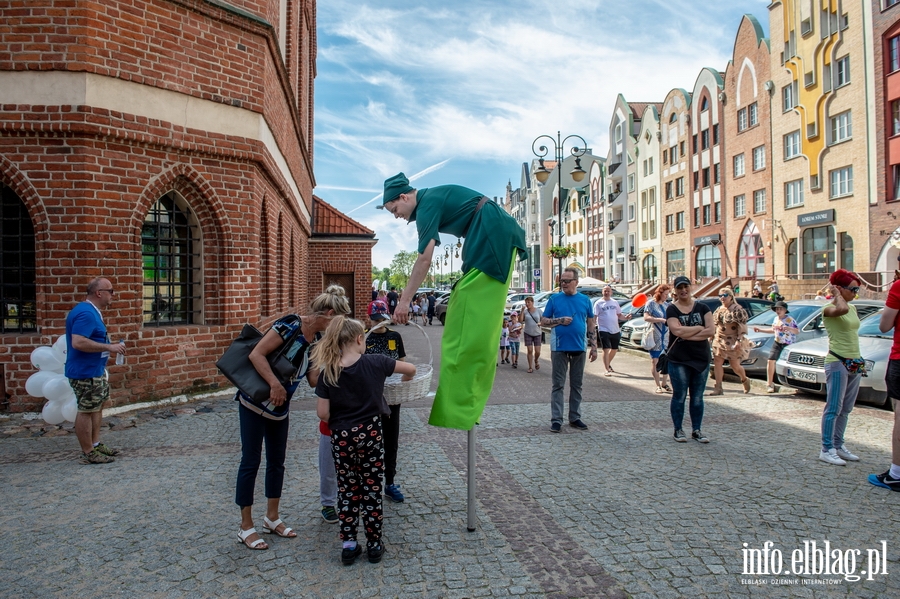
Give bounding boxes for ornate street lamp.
[532,131,587,284]
[443,240,461,286]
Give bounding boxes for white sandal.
[262,516,296,538]
[237,527,267,550]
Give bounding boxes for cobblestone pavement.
[1,325,898,598]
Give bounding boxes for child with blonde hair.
[312,316,416,566]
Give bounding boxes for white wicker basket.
[366,320,433,405]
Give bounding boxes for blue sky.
[313,0,771,268]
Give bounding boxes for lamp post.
[443,240,461,286]
[532,131,587,285]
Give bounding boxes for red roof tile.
[312,196,375,237]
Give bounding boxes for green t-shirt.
[411,185,526,283]
[824,303,861,362]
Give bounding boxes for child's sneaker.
[321,505,338,523]
[384,484,405,503]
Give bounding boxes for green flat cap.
[379,172,414,207]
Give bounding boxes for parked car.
[775,309,892,408]
[598,299,645,345]
[737,300,884,376]
[579,286,631,305]
[621,297,774,350]
[434,293,451,325]
[505,292,532,310]
[509,291,553,314]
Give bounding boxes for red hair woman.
[819,269,865,466]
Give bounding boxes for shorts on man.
[598,331,621,350]
[71,372,110,413]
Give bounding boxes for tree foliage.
[388,250,418,289]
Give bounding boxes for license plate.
[788,368,818,382]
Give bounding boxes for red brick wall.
[307,241,375,320]
[870,2,900,266]
[0,0,321,411]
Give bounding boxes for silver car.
[775,309,892,408]
[739,300,884,376]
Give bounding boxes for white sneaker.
[819,449,847,466]
[835,446,860,461]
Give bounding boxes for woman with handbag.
[643,284,671,393]
[236,285,351,550]
[665,276,715,443]
[819,270,865,466]
[710,287,751,395]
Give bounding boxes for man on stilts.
[379,173,526,430]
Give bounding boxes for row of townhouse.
[506,0,900,296]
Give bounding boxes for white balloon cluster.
[26,336,78,424]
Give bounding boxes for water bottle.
[116,340,125,365]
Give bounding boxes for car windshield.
[747,304,821,326]
[859,310,893,338]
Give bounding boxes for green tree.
[388,250,418,289]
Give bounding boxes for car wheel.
[439,313,446,326]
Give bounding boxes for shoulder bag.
[216,320,305,410]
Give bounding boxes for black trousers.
[382,404,401,485]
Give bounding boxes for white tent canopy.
[578,276,606,286]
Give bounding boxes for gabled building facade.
[689,68,727,282]
[635,105,663,284]
[660,89,693,282]
[724,15,773,283]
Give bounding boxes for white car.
[775,310,893,408]
[509,291,553,314]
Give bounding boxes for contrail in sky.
[346,159,451,215]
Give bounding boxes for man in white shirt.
[593,285,631,376]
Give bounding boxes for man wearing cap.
[753,301,799,393]
[379,172,526,430]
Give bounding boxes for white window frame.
[737,107,748,131]
[829,110,852,144]
[784,131,801,159]
[734,153,745,177]
[752,146,766,171]
[628,173,635,192]
[829,166,853,198]
[835,55,850,87]
[785,179,804,208]
[753,189,766,214]
[749,103,758,126]
[734,194,746,217]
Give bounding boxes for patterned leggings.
[330,416,384,545]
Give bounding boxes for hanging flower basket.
[546,245,574,259]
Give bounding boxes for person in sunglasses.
[542,267,598,432]
[818,269,865,466]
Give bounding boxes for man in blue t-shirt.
[541,268,598,432]
[65,277,125,464]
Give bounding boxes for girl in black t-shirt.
[311,316,416,566]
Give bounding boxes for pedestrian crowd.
[56,174,899,573]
